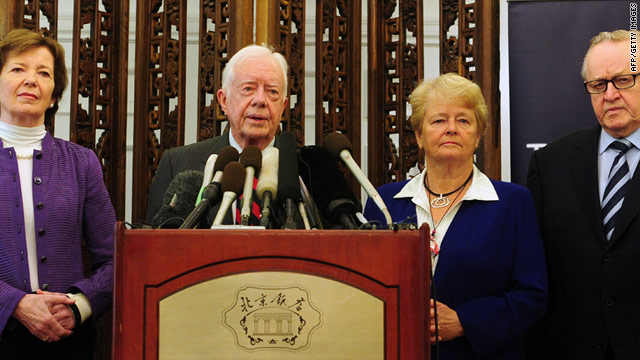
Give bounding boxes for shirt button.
[33,176,42,185]
[42,284,49,291]
[38,229,46,236]
[37,202,44,210]
[603,254,612,262]
[40,256,47,264]
[35,153,42,159]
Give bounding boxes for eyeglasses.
[584,74,637,94]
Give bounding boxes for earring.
[49,103,55,109]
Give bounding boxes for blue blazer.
[364,179,547,360]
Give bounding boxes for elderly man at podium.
[146,44,289,224]
[364,73,548,359]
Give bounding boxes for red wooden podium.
[113,222,430,359]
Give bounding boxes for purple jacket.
[0,132,115,333]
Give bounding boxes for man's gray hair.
[581,29,634,80]
[221,44,289,98]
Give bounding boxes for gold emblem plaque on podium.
[113,222,430,359]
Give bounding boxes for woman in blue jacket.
[364,73,547,359]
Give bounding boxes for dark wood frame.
[368,0,424,187]
[114,223,431,359]
[440,0,501,179]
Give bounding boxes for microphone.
[298,176,323,229]
[202,154,218,187]
[239,146,262,225]
[298,145,362,229]
[276,131,301,229]
[256,147,279,228]
[195,154,218,206]
[212,162,246,226]
[151,170,203,228]
[179,179,224,229]
[211,146,240,183]
[324,132,393,227]
[180,147,240,228]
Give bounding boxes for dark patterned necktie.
[602,139,632,241]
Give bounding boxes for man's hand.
[12,291,75,342]
[429,299,464,343]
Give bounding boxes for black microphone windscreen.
[323,132,353,158]
[239,145,262,173]
[298,146,361,227]
[221,162,246,195]
[213,146,240,173]
[277,131,300,200]
[151,170,203,228]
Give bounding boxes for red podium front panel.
[113,223,430,359]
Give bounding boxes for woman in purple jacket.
[364,73,547,359]
[0,29,115,358]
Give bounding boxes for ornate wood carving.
[22,0,57,38]
[440,0,458,74]
[368,0,423,187]
[316,0,361,153]
[13,0,58,133]
[277,0,305,146]
[132,0,187,222]
[70,0,129,221]
[440,0,500,179]
[197,0,230,141]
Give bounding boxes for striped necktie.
[602,139,632,241]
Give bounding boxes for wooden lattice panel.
[70,0,128,218]
[440,0,501,178]
[316,0,361,151]
[368,0,423,186]
[132,0,186,221]
[278,0,305,145]
[197,0,229,141]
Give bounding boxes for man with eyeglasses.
[527,30,640,360]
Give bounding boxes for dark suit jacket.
[527,125,640,360]
[146,131,233,224]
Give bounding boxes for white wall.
[499,0,511,182]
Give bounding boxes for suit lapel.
[209,128,231,159]
[569,127,607,246]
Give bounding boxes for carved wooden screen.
[316,0,361,155]
[5,0,58,133]
[197,0,230,141]
[70,0,129,220]
[131,0,309,221]
[368,0,424,187]
[197,0,255,142]
[132,0,187,222]
[0,0,129,218]
[0,1,129,359]
[440,0,500,179]
[314,0,362,196]
[277,0,305,145]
